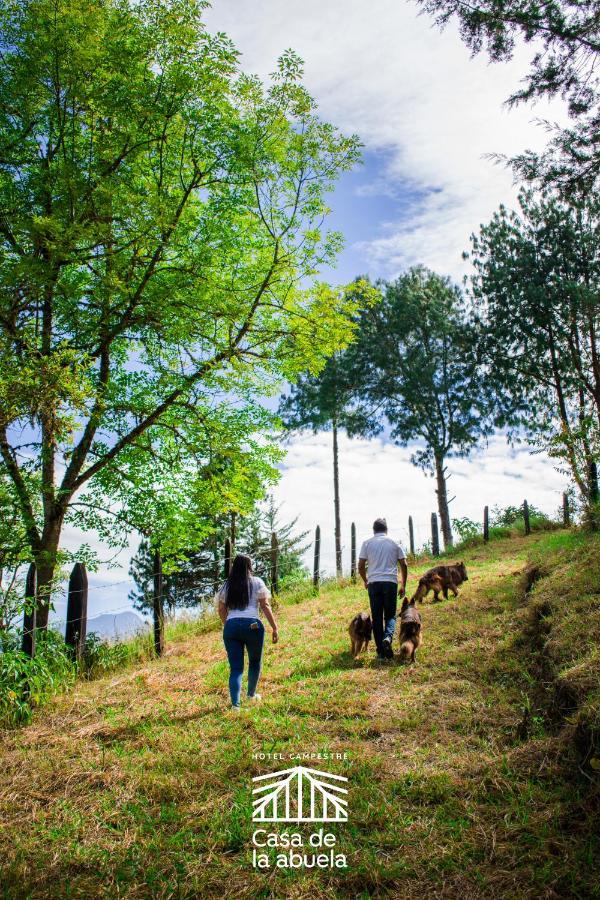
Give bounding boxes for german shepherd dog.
[398,597,422,663]
[413,562,468,603]
[349,612,373,659]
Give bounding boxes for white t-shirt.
[217,575,270,620]
[358,533,406,584]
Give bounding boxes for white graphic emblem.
[252,766,348,822]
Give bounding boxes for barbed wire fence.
[4,482,588,662]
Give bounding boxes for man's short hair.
[373,517,388,533]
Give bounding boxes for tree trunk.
[434,455,453,549]
[33,514,63,630]
[332,421,342,577]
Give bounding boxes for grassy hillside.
[1,531,599,899]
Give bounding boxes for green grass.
[0,531,598,898]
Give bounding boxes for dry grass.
[0,531,598,899]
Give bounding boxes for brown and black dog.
[398,597,422,663]
[349,612,373,659]
[413,562,468,603]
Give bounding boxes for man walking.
[358,518,408,660]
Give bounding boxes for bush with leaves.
[0,630,76,727]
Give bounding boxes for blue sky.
[319,150,403,284]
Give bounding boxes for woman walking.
[217,554,279,710]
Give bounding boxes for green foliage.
[416,0,600,190]
[469,189,600,503]
[73,402,282,558]
[0,631,75,726]
[525,533,600,771]
[352,268,493,473]
[0,0,363,603]
[491,503,559,533]
[278,279,381,436]
[128,497,309,613]
[452,517,481,542]
[81,631,152,679]
[236,497,310,587]
[346,267,494,546]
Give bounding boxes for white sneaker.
[230,705,241,714]
[248,693,262,703]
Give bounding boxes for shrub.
[81,629,157,678]
[491,503,558,531]
[81,632,131,678]
[452,517,480,542]
[0,630,76,727]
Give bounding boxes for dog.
[348,612,373,659]
[398,597,422,663]
[412,562,468,603]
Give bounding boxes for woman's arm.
[218,599,227,625]
[259,595,279,643]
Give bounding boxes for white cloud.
[273,431,567,574]
[205,0,567,280]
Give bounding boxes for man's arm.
[399,558,408,598]
[358,558,368,589]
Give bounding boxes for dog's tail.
[399,639,413,660]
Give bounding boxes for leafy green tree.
[416,0,600,190]
[237,497,310,587]
[468,188,600,501]
[0,0,362,626]
[129,497,309,613]
[279,348,378,576]
[0,473,35,630]
[129,530,222,615]
[70,402,282,559]
[352,268,493,548]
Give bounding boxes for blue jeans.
[223,617,265,707]
[368,582,398,654]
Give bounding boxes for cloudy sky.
[58,0,569,618]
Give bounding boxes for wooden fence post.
[483,505,489,543]
[224,537,232,579]
[590,462,599,531]
[230,512,237,554]
[65,563,88,660]
[591,461,599,502]
[523,499,531,536]
[562,492,570,528]
[270,532,279,595]
[153,549,165,657]
[431,513,440,557]
[408,516,415,556]
[21,563,36,658]
[312,525,321,591]
[350,522,356,583]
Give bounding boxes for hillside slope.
[1,532,598,899]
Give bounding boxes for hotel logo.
[252,765,348,823]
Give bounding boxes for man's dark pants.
[368,582,398,655]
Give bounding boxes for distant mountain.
[86,611,148,641]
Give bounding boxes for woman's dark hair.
[223,554,253,610]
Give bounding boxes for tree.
[129,497,309,613]
[0,0,363,626]
[237,497,310,586]
[0,473,34,630]
[416,0,600,190]
[468,188,600,502]
[352,268,493,548]
[279,364,364,577]
[279,280,379,576]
